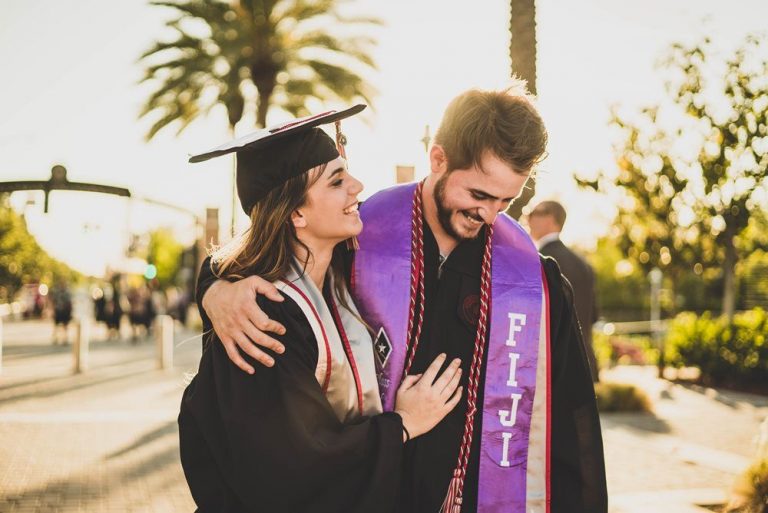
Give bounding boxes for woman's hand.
[394,353,463,441]
[202,277,287,372]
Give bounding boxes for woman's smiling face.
[293,156,365,246]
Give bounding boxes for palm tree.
[507,0,537,219]
[509,0,536,95]
[139,0,380,235]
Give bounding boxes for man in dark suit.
[528,201,600,382]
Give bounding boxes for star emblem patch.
[373,327,393,367]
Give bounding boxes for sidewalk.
[601,365,767,513]
[0,319,199,512]
[1,320,765,512]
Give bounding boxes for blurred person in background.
[103,276,124,340]
[50,279,73,344]
[527,200,600,382]
[127,283,156,342]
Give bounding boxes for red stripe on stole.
[280,279,333,394]
[542,267,552,513]
[328,295,365,416]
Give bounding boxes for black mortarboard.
[190,104,366,214]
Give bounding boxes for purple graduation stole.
[352,182,550,513]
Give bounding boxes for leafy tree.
[0,196,79,302]
[146,228,185,289]
[139,0,380,236]
[139,0,380,136]
[587,237,649,321]
[666,35,768,319]
[579,35,768,319]
[578,106,704,314]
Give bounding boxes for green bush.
[593,332,613,370]
[665,308,768,387]
[594,382,652,413]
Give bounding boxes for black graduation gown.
[179,292,404,513]
[194,225,608,513]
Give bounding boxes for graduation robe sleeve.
[179,293,404,513]
[543,256,608,513]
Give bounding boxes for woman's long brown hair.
[209,163,362,324]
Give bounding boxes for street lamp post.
[0,165,131,212]
[649,267,664,378]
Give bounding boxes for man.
[197,86,607,513]
[528,201,600,382]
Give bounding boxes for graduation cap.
[190,104,366,215]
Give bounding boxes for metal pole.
[73,316,90,373]
[649,267,663,378]
[155,315,174,370]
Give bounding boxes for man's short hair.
[433,82,548,175]
[532,200,567,229]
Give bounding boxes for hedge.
[665,308,768,387]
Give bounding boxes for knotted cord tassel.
[334,120,348,159]
[440,470,464,513]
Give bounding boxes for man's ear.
[429,144,448,175]
[291,209,307,229]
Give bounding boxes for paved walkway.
[601,365,767,513]
[0,320,765,512]
[0,319,199,512]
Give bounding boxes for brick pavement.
[600,365,767,513]
[0,319,199,512]
[0,320,766,512]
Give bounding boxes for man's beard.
[433,173,483,242]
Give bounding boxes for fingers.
[242,296,286,336]
[444,385,463,412]
[248,276,284,302]
[232,332,275,368]
[420,353,447,386]
[440,365,462,400]
[242,321,285,354]
[221,337,255,375]
[434,358,461,392]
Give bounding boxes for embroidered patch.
[373,327,393,367]
[460,294,481,328]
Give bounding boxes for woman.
[179,106,462,513]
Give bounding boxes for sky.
[1,0,767,276]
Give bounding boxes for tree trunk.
[256,89,273,128]
[509,0,537,94]
[506,177,536,220]
[507,0,538,220]
[722,227,737,322]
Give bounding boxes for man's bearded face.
[432,151,529,242]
